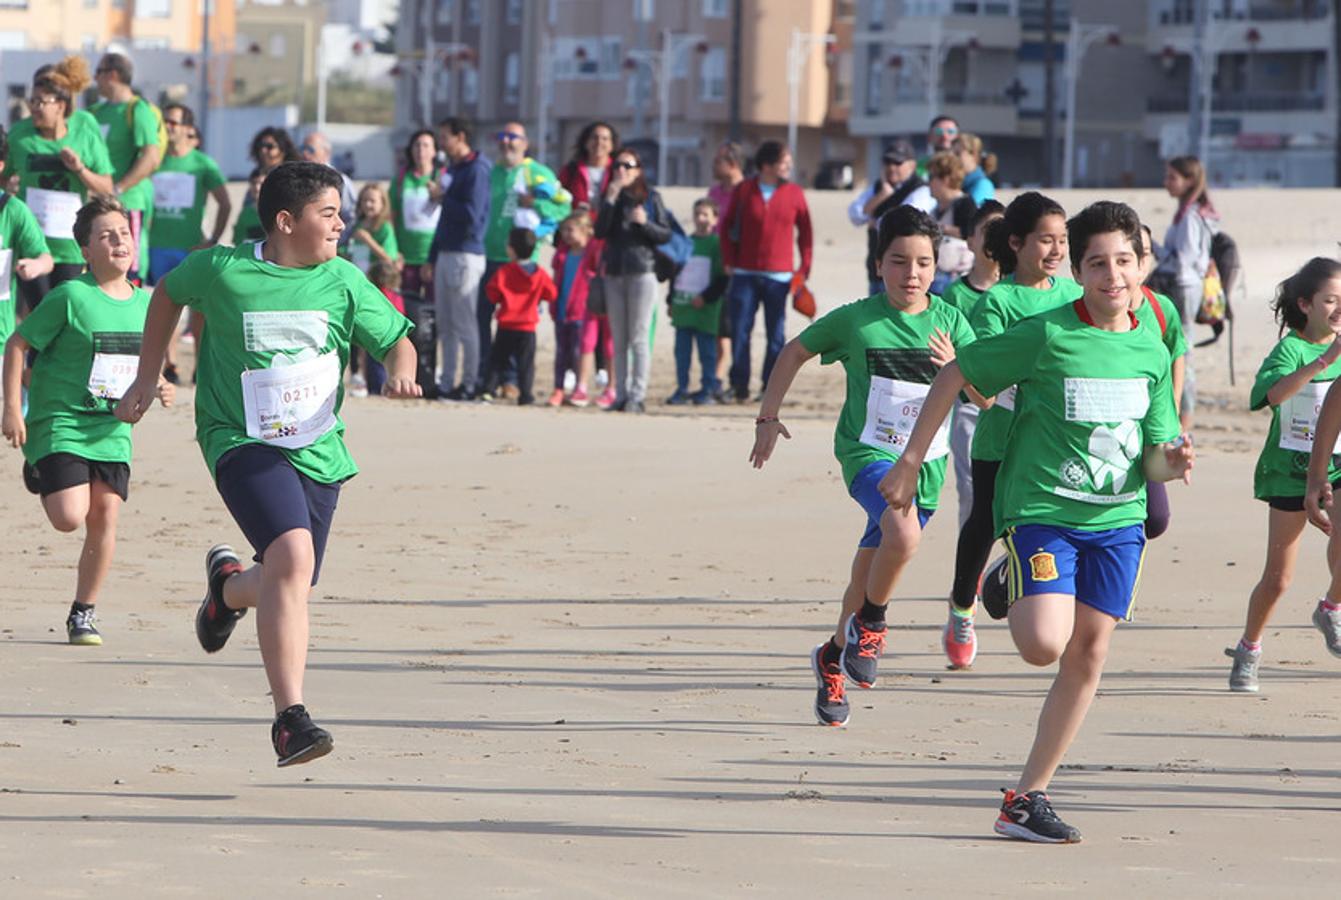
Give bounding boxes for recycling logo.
[1086,420,1141,494]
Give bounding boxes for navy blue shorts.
[849,459,933,549]
[1001,523,1147,620]
[214,444,341,585]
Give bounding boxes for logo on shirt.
[1029,552,1059,582]
[866,347,936,384]
[1087,420,1142,494]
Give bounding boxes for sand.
[2,188,1340,897]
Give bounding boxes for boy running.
[115,161,421,767]
[0,124,55,350]
[2,196,172,644]
[881,201,1192,842]
[750,206,986,727]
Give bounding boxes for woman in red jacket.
[721,140,813,402]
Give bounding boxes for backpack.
[127,96,170,169]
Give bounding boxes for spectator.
[917,114,959,179]
[926,151,978,293]
[425,117,491,401]
[721,140,812,401]
[558,121,617,214]
[249,127,298,169]
[953,132,997,205]
[594,145,671,414]
[848,140,933,294]
[390,128,442,301]
[707,140,746,221]
[91,52,160,282]
[548,213,600,406]
[481,227,558,406]
[300,131,358,233]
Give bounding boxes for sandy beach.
[2,188,1340,897]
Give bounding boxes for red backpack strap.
[1142,286,1168,335]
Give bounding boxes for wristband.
[755,415,779,425]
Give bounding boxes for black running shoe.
[195,544,246,653]
[272,704,334,767]
[994,789,1083,843]
[981,556,1011,620]
[810,644,850,727]
[67,606,103,646]
[841,613,887,688]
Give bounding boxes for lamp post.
[787,28,836,153]
[882,25,973,119]
[1162,23,1259,165]
[626,30,706,184]
[1062,20,1120,189]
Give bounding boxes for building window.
[462,66,479,104]
[436,0,453,24]
[504,51,520,105]
[435,69,452,102]
[865,47,883,114]
[137,0,171,16]
[634,0,653,22]
[702,0,727,16]
[270,34,287,57]
[834,50,853,105]
[0,0,30,7]
[506,0,522,24]
[868,0,885,28]
[699,47,725,101]
[553,37,623,80]
[466,0,480,25]
[133,36,171,49]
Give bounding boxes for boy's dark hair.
[754,140,788,171]
[983,191,1065,275]
[437,116,473,146]
[693,196,719,216]
[929,114,958,131]
[257,161,345,234]
[507,226,537,260]
[98,53,134,86]
[163,102,195,126]
[73,194,131,247]
[874,205,941,263]
[1274,257,1341,333]
[368,260,402,292]
[1065,201,1144,271]
[969,199,1005,238]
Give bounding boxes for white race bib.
[0,249,12,302]
[87,353,139,401]
[859,376,950,461]
[1280,381,1341,453]
[27,188,82,239]
[673,256,711,296]
[996,385,1017,411]
[402,185,440,232]
[240,352,341,449]
[151,171,196,211]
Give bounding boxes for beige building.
[0,0,236,54]
[232,0,326,106]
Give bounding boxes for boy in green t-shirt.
[666,198,727,405]
[116,161,421,768]
[2,196,173,645]
[0,125,55,349]
[750,206,987,728]
[882,201,1193,844]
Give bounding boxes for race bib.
[402,186,440,232]
[87,353,139,400]
[240,352,341,449]
[859,376,949,461]
[27,188,82,239]
[673,256,711,296]
[0,249,11,301]
[1280,381,1341,453]
[152,171,196,211]
[996,385,1017,412]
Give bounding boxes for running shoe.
[272,704,334,767]
[841,613,887,688]
[595,387,617,410]
[1312,599,1341,658]
[994,789,1082,843]
[943,604,978,669]
[568,386,590,407]
[981,556,1011,620]
[665,390,690,405]
[691,389,719,406]
[546,388,565,407]
[810,645,849,727]
[66,606,102,646]
[1224,644,1261,693]
[195,544,246,653]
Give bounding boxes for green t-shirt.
[16,273,149,465]
[968,275,1084,462]
[957,301,1180,533]
[91,98,159,214]
[1250,332,1341,500]
[5,118,114,264]
[0,196,51,345]
[485,158,570,262]
[669,234,724,334]
[150,149,226,250]
[1134,288,1188,361]
[162,243,414,483]
[344,220,399,274]
[798,293,976,509]
[231,202,264,246]
[940,276,990,323]
[390,169,440,266]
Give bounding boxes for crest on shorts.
[1029,551,1059,582]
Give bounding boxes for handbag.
[1198,260,1227,327]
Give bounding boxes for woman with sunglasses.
[249,127,299,170]
[594,146,671,414]
[6,56,114,310]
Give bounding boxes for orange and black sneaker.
[196,544,246,653]
[272,704,334,767]
[810,644,849,727]
[841,613,887,688]
[994,788,1083,843]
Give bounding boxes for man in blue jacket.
[426,117,492,400]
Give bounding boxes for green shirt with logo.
[668,234,723,334]
[150,149,226,251]
[390,169,440,266]
[1250,332,1341,500]
[4,118,114,264]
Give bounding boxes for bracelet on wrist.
[755,415,779,425]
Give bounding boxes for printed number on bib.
[240,353,341,450]
[0,249,11,301]
[87,354,139,401]
[860,377,949,460]
[1280,381,1341,453]
[26,188,82,239]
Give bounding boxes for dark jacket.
[594,188,672,276]
[430,151,492,261]
[865,176,927,282]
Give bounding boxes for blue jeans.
[673,327,719,394]
[727,274,790,396]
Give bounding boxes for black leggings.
[951,459,1000,610]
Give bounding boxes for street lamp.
[881,23,974,119]
[786,28,836,153]
[1061,20,1120,189]
[625,30,706,184]
[1161,24,1260,166]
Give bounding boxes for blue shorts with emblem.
[1001,523,1147,620]
[849,459,933,549]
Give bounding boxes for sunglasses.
[299,144,318,153]
[932,126,959,137]
[613,161,639,170]
[95,67,114,75]
[496,131,525,142]
[29,96,62,108]
[258,141,279,151]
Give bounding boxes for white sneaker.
[1312,599,1341,658]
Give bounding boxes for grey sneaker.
[841,613,887,688]
[66,606,102,646]
[1224,644,1260,693]
[1312,600,1341,658]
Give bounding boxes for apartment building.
[232,0,326,106]
[0,0,235,54]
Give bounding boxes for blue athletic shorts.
[1001,523,1147,620]
[849,459,933,549]
[214,444,342,585]
[148,247,190,286]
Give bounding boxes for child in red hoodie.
[483,227,558,405]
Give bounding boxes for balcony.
[1147,91,1325,113]
[849,88,1017,136]
[859,0,1021,49]
[1150,1,1331,26]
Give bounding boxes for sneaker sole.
[68,633,103,646]
[276,733,334,768]
[994,818,1081,844]
[810,646,849,727]
[1229,682,1260,693]
[1312,612,1341,658]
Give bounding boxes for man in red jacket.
[720,140,813,402]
